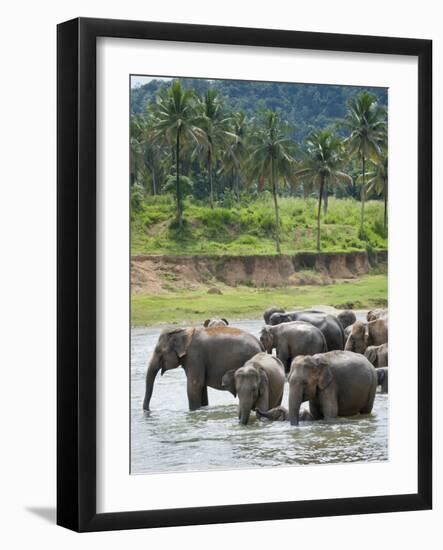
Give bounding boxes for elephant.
[287,351,377,425]
[203,318,229,327]
[367,319,388,346]
[221,352,285,425]
[344,321,367,354]
[256,406,313,421]
[260,321,327,372]
[345,319,388,354]
[364,343,388,368]
[367,308,388,322]
[269,310,345,351]
[256,405,289,421]
[337,310,357,330]
[376,367,389,393]
[263,306,286,325]
[142,326,263,412]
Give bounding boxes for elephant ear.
[221,318,229,326]
[257,367,269,397]
[221,369,237,396]
[260,326,273,346]
[203,319,211,327]
[316,357,333,390]
[171,328,194,358]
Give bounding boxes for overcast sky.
[131,76,172,88]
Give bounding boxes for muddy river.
[131,318,388,475]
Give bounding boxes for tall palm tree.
[151,80,207,229]
[294,130,351,251]
[222,111,249,201]
[341,92,386,238]
[358,150,388,230]
[248,111,295,254]
[195,88,233,207]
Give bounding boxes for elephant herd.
[142,307,388,426]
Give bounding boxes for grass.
[131,194,388,256]
[131,273,387,326]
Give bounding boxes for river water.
[131,317,388,475]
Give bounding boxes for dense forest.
[130,78,387,253]
[131,78,387,141]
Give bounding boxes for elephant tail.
[321,331,328,352]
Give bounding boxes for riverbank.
[131,273,387,326]
[131,250,387,294]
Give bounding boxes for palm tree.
[341,92,386,238]
[293,130,351,251]
[222,111,249,201]
[196,88,233,207]
[358,150,388,230]
[151,80,207,229]
[131,114,169,195]
[248,111,295,254]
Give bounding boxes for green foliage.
[131,195,387,255]
[164,175,193,195]
[130,182,145,213]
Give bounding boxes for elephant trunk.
[238,395,254,425]
[142,360,160,411]
[344,336,353,352]
[288,384,304,426]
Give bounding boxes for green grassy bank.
[131,273,387,326]
[131,195,387,256]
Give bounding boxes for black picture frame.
[57,17,432,532]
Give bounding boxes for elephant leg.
[309,400,323,420]
[186,376,204,411]
[277,348,290,373]
[201,386,209,407]
[318,389,338,420]
[361,383,377,413]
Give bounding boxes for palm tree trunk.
[152,169,157,195]
[175,128,182,229]
[360,154,366,239]
[323,182,329,215]
[271,157,281,254]
[317,175,325,251]
[208,151,214,208]
[235,171,240,202]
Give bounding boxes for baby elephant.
[376,367,388,393]
[288,351,377,425]
[256,406,313,422]
[364,343,388,368]
[203,318,229,327]
[222,352,285,425]
[260,321,327,372]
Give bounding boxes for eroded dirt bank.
[131,251,387,294]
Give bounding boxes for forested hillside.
[131,78,387,141]
[130,78,388,255]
